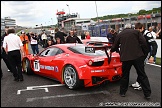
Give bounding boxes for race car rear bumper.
[83,68,122,87]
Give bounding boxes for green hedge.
[156,57,161,65]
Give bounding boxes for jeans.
[31,44,39,54]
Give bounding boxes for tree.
[138,9,147,15]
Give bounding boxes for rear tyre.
[63,65,83,90]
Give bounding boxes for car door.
[35,47,64,78]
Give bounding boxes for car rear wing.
[86,41,113,48]
[85,45,112,64]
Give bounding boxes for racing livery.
[22,43,122,89]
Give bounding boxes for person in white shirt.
[3,28,25,81]
[148,26,157,39]
[148,26,158,63]
[30,33,39,54]
[41,32,47,48]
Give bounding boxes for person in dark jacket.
[110,29,118,43]
[45,39,55,48]
[130,22,158,91]
[107,28,114,43]
[1,27,12,73]
[81,31,86,40]
[110,23,151,100]
[66,30,82,44]
[55,28,67,44]
[1,39,3,78]
[55,37,61,44]
[26,32,31,41]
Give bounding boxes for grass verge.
[156,57,161,65]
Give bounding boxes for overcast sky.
[1,1,161,27]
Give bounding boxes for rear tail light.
[87,59,104,66]
[88,60,93,66]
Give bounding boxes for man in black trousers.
[2,28,25,81]
[130,22,158,91]
[1,27,12,73]
[110,23,151,100]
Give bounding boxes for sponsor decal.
[34,60,59,72]
[39,64,58,72]
[91,69,105,73]
[55,66,59,72]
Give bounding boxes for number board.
[85,47,95,53]
[34,60,40,71]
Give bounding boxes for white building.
[62,18,96,35]
[4,17,16,28]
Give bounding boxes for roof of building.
[62,18,91,22]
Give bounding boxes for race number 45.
[34,60,40,71]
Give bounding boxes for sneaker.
[130,82,140,88]
[134,86,142,91]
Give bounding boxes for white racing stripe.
[26,91,110,102]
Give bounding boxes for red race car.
[22,43,122,89]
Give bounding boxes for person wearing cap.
[19,31,29,56]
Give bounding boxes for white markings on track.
[17,88,48,95]
[146,63,161,67]
[26,91,110,102]
[17,84,65,95]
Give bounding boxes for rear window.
[68,45,106,56]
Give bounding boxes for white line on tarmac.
[17,84,65,95]
[146,63,161,67]
[27,84,65,89]
[26,91,110,102]
[17,88,48,95]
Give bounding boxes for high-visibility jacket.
[19,34,29,56]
